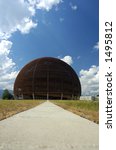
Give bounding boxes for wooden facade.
[14,57,81,100]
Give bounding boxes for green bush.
[2,89,14,100]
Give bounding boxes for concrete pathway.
[0,101,98,150]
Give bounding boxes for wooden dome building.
[14,57,81,100]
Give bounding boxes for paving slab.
[0,101,99,150]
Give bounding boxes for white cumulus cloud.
[60,55,73,65]
[0,40,19,90]
[79,65,99,96]
[70,3,78,11]
[0,0,35,39]
[17,18,37,34]
[0,0,62,39]
[0,0,62,90]
[93,42,99,50]
[36,0,62,11]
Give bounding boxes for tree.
[2,89,14,100]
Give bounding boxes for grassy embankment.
[0,100,45,121]
[51,100,99,124]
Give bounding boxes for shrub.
[2,89,14,100]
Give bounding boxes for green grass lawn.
[0,100,99,123]
[51,100,99,124]
[0,100,45,121]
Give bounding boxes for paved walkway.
[0,101,98,150]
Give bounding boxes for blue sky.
[0,0,99,96]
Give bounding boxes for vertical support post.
[61,93,63,100]
[47,69,49,100]
[47,92,49,100]
[32,93,35,100]
[32,63,38,100]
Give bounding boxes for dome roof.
[14,57,81,99]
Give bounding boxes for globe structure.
[14,57,81,100]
